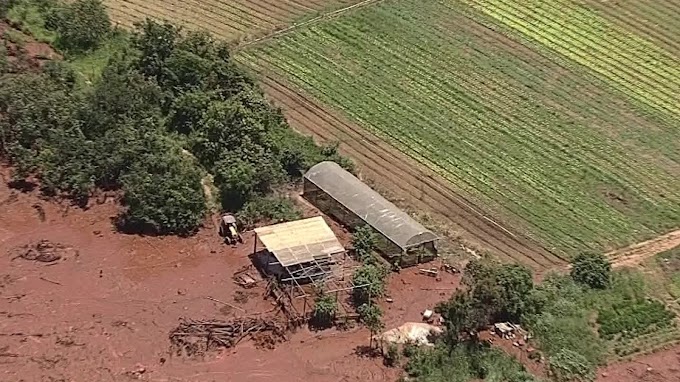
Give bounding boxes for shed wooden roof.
[254,217,345,267]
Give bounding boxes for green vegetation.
[239,0,680,257]
[405,342,539,382]
[352,225,378,264]
[236,195,301,229]
[44,0,110,52]
[6,0,58,43]
[0,0,348,235]
[312,292,337,329]
[571,252,612,289]
[352,264,387,306]
[413,254,676,381]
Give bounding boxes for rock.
[93,230,101,236]
[518,339,525,346]
[647,367,653,372]
[601,372,608,377]
[386,298,394,303]
[513,341,519,347]
[177,289,186,295]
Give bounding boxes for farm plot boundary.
[103,0,368,43]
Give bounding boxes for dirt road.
[609,229,680,268]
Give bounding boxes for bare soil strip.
[260,75,567,271]
[609,229,680,268]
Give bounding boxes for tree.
[571,252,611,289]
[312,293,337,329]
[46,0,111,53]
[118,141,206,235]
[352,264,387,306]
[352,225,377,264]
[358,303,384,348]
[132,19,180,80]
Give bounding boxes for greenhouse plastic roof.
[304,162,437,250]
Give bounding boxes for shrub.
[45,0,111,52]
[352,225,378,263]
[312,293,337,329]
[384,343,400,367]
[118,145,206,235]
[571,252,612,289]
[236,195,301,229]
[352,264,387,306]
[549,348,595,382]
[597,299,674,339]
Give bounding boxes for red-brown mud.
[0,167,462,382]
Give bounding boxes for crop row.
[466,0,680,117]
[240,0,680,255]
[573,0,680,55]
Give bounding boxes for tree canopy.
[571,252,612,289]
[0,7,350,235]
[45,0,111,52]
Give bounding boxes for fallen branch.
[39,276,62,286]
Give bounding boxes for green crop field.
[237,0,680,258]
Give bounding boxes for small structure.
[303,161,438,266]
[253,216,347,296]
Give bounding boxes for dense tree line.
[0,0,350,235]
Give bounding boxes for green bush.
[45,0,110,52]
[312,293,337,329]
[597,299,674,339]
[384,343,400,367]
[571,252,612,289]
[549,348,595,382]
[352,225,378,263]
[236,195,301,229]
[352,264,387,306]
[118,144,206,235]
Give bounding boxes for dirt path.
[609,229,680,268]
[260,75,566,272]
[236,0,384,49]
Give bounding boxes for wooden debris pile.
[169,318,287,356]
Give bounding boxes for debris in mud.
[169,318,287,357]
[9,240,78,263]
[32,203,46,222]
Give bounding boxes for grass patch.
[6,0,57,44]
[67,29,128,85]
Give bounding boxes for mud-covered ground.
[0,167,464,382]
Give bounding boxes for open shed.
[303,161,438,266]
[253,216,347,293]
